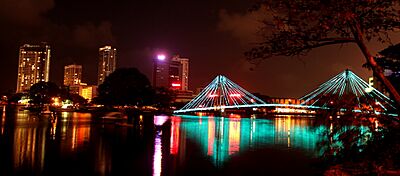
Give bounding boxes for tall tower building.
[153,54,189,91]
[16,43,51,93]
[98,46,117,85]
[64,64,82,86]
[178,57,189,91]
[153,54,170,88]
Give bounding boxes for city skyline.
[1,0,399,98]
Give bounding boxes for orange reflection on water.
[1,106,5,135]
[287,116,291,148]
[71,125,91,150]
[13,127,46,172]
[170,116,181,155]
[207,117,215,156]
[228,118,240,155]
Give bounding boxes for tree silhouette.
[375,43,400,91]
[246,0,400,106]
[29,81,60,105]
[96,68,154,106]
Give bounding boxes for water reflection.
[153,115,168,176]
[5,109,95,174]
[95,137,112,175]
[1,106,5,135]
[13,124,47,172]
[2,109,331,175]
[169,115,324,166]
[153,131,162,176]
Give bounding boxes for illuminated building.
[153,54,169,88]
[16,43,51,93]
[269,98,303,105]
[63,64,82,93]
[98,46,117,85]
[64,64,82,86]
[153,54,189,91]
[79,84,97,101]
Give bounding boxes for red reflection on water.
[170,116,181,155]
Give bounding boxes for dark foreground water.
[0,106,329,175]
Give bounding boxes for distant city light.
[157,54,166,61]
[171,83,181,87]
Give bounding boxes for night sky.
[0,0,399,98]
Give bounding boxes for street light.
[157,54,166,61]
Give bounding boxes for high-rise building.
[179,57,189,91]
[153,54,169,88]
[64,64,82,86]
[98,46,117,85]
[153,54,189,91]
[16,43,51,93]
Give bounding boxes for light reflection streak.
[287,116,291,148]
[13,126,46,172]
[153,131,162,176]
[71,125,91,151]
[228,118,240,155]
[50,116,57,140]
[154,115,168,126]
[170,116,181,155]
[207,117,215,156]
[1,106,5,135]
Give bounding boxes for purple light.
[157,54,166,61]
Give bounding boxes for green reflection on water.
[170,115,327,166]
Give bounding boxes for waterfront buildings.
[64,64,82,86]
[98,46,117,85]
[153,54,189,91]
[78,84,97,101]
[16,43,51,93]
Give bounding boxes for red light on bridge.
[229,94,241,97]
[209,94,219,97]
[171,83,181,87]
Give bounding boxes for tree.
[29,81,60,105]
[96,68,154,106]
[375,43,400,91]
[7,92,25,104]
[68,93,87,105]
[246,0,400,106]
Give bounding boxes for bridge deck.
[173,104,325,113]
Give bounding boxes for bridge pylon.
[174,75,266,113]
[300,69,397,112]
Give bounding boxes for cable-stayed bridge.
[173,70,397,114]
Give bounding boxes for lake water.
[0,106,329,175]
